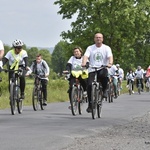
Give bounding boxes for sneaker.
[43,100,47,106]
[86,104,92,113]
[68,105,71,110]
[132,91,134,94]
[103,90,107,98]
[83,91,87,97]
[126,85,129,88]
[114,93,118,99]
[20,93,25,99]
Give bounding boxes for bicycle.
[91,66,107,119]
[63,68,88,116]
[2,68,23,115]
[32,74,46,111]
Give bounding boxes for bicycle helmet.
[12,39,24,47]
[116,64,120,67]
[137,66,141,70]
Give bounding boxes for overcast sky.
[0,0,74,48]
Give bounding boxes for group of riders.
[64,33,150,113]
[126,65,150,93]
[0,33,150,113]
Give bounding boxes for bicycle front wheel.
[97,90,103,118]
[32,87,39,111]
[10,82,16,115]
[39,91,45,110]
[70,86,78,116]
[91,84,97,119]
[17,86,23,114]
[78,87,84,115]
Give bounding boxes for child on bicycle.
[26,54,50,106]
[63,47,88,108]
[126,69,135,93]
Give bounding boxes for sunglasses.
[15,47,22,50]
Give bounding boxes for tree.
[51,41,68,75]
[54,0,150,70]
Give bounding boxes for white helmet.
[12,39,24,47]
[116,64,120,67]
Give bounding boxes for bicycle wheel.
[91,84,97,119]
[78,87,84,115]
[39,90,45,110]
[32,86,39,111]
[10,82,16,115]
[17,86,23,114]
[108,84,111,103]
[97,89,103,118]
[138,85,141,94]
[70,86,78,116]
[129,82,132,95]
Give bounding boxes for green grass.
[0,78,69,109]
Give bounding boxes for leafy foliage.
[54,0,150,73]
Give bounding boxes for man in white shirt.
[135,66,145,91]
[116,64,124,89]
[82,33,113,112]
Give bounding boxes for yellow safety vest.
[10,49,23,70]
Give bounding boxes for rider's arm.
[107,55,113,67]
[23,57,28,68]
[66,63,72,72]
[2,57,8,66]
[82,55,88,66]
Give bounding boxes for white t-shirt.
[135,69,145,79]
[118,68,124,78]
[68,56,83,70]
[0,40,4,50]
[5,49,28,66]
[108,65,118,76]
[84,44,112,72]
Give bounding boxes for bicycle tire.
[97,90,103,118]
[17,86,23,114]
[78,87,84,115]
[129,82,132,95]
[108,84,111,103]
[70,86,78,116]
[110,83,114,103]
[91,84,97,119]
[39,90,45,110]
[10,82,16,115]
[32,87,39,111]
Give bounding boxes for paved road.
[0,91,150,150]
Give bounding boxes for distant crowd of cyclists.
[0,33,150,113]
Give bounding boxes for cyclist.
[126,69,135,93]
[82,33,113,112]
[0,40,4,81]
[135,66,145,91]
[63,47,88,105]
[108,64,119,98]
[26,54,50,106]
[0,40,4,61]
[116,64,124,90]
[2,39,29,99]
[144,66,150,87]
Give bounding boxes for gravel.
[62,111,150,150]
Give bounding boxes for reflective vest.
[10,49,23,70]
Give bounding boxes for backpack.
[32,60,46,74]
